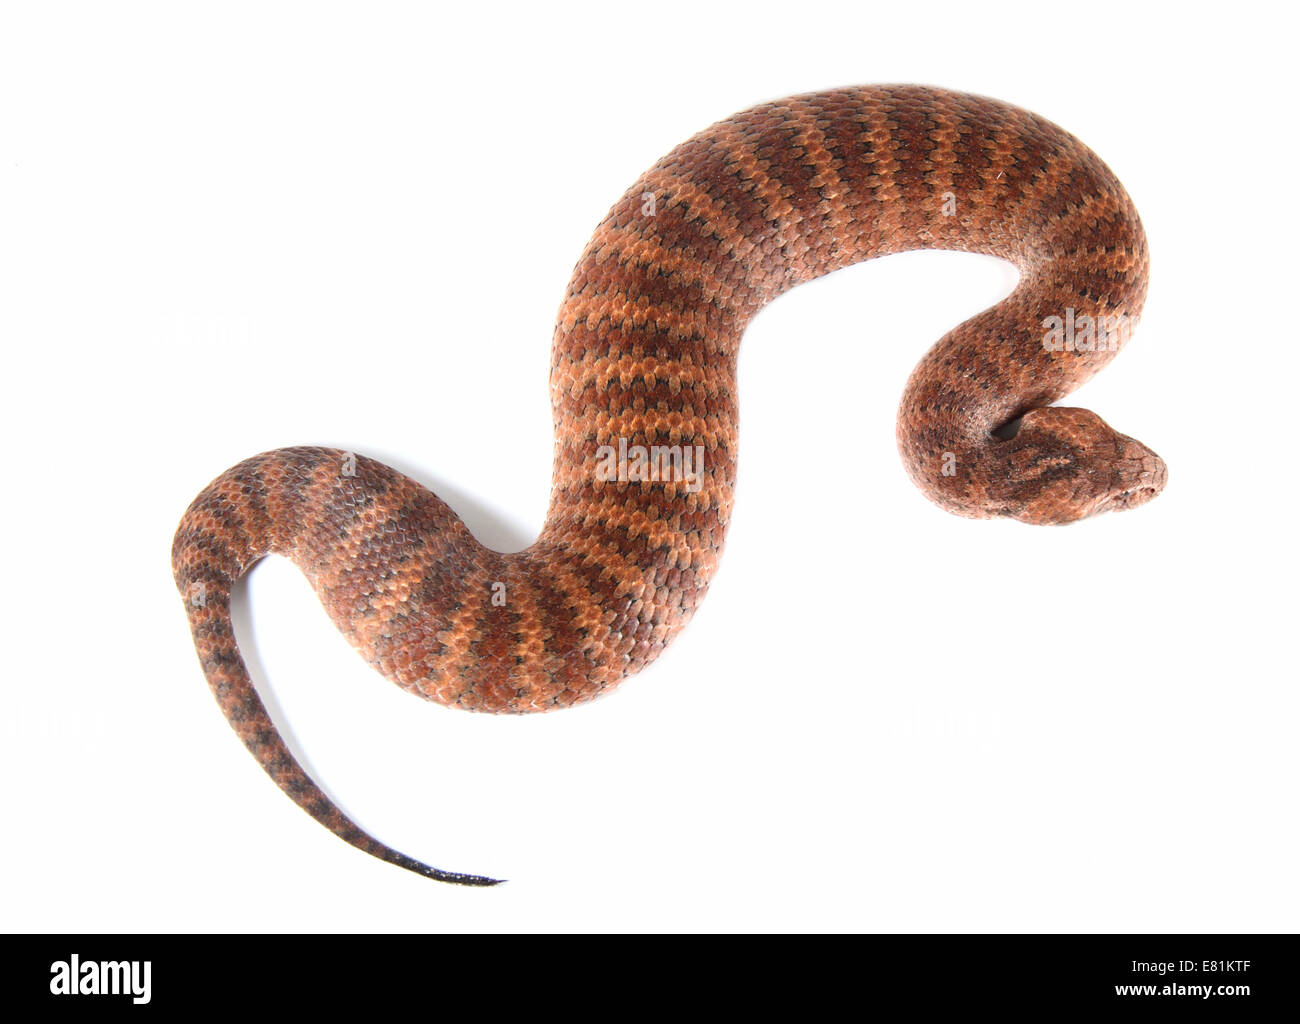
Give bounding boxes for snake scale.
[173,85,1166,885]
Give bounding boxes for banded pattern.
[173,85,1166,884]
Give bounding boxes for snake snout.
[1097,436,1168,514]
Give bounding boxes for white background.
[2,1,1295,933]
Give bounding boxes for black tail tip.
[389,851,505,886]
[423,867,506,887]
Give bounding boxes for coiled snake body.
[173,86,1166,884]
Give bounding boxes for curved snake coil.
[173,85,1166,884]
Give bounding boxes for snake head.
[995,407,1167,524]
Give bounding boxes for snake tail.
[173,448,503,885]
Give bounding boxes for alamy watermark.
[593,438,705,493]
[1042,307,1137,353]
[50,955,151,1004]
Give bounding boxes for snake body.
[173,85,1166,884]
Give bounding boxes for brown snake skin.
[173,85,1166,885]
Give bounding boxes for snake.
[172,85,1166,885]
